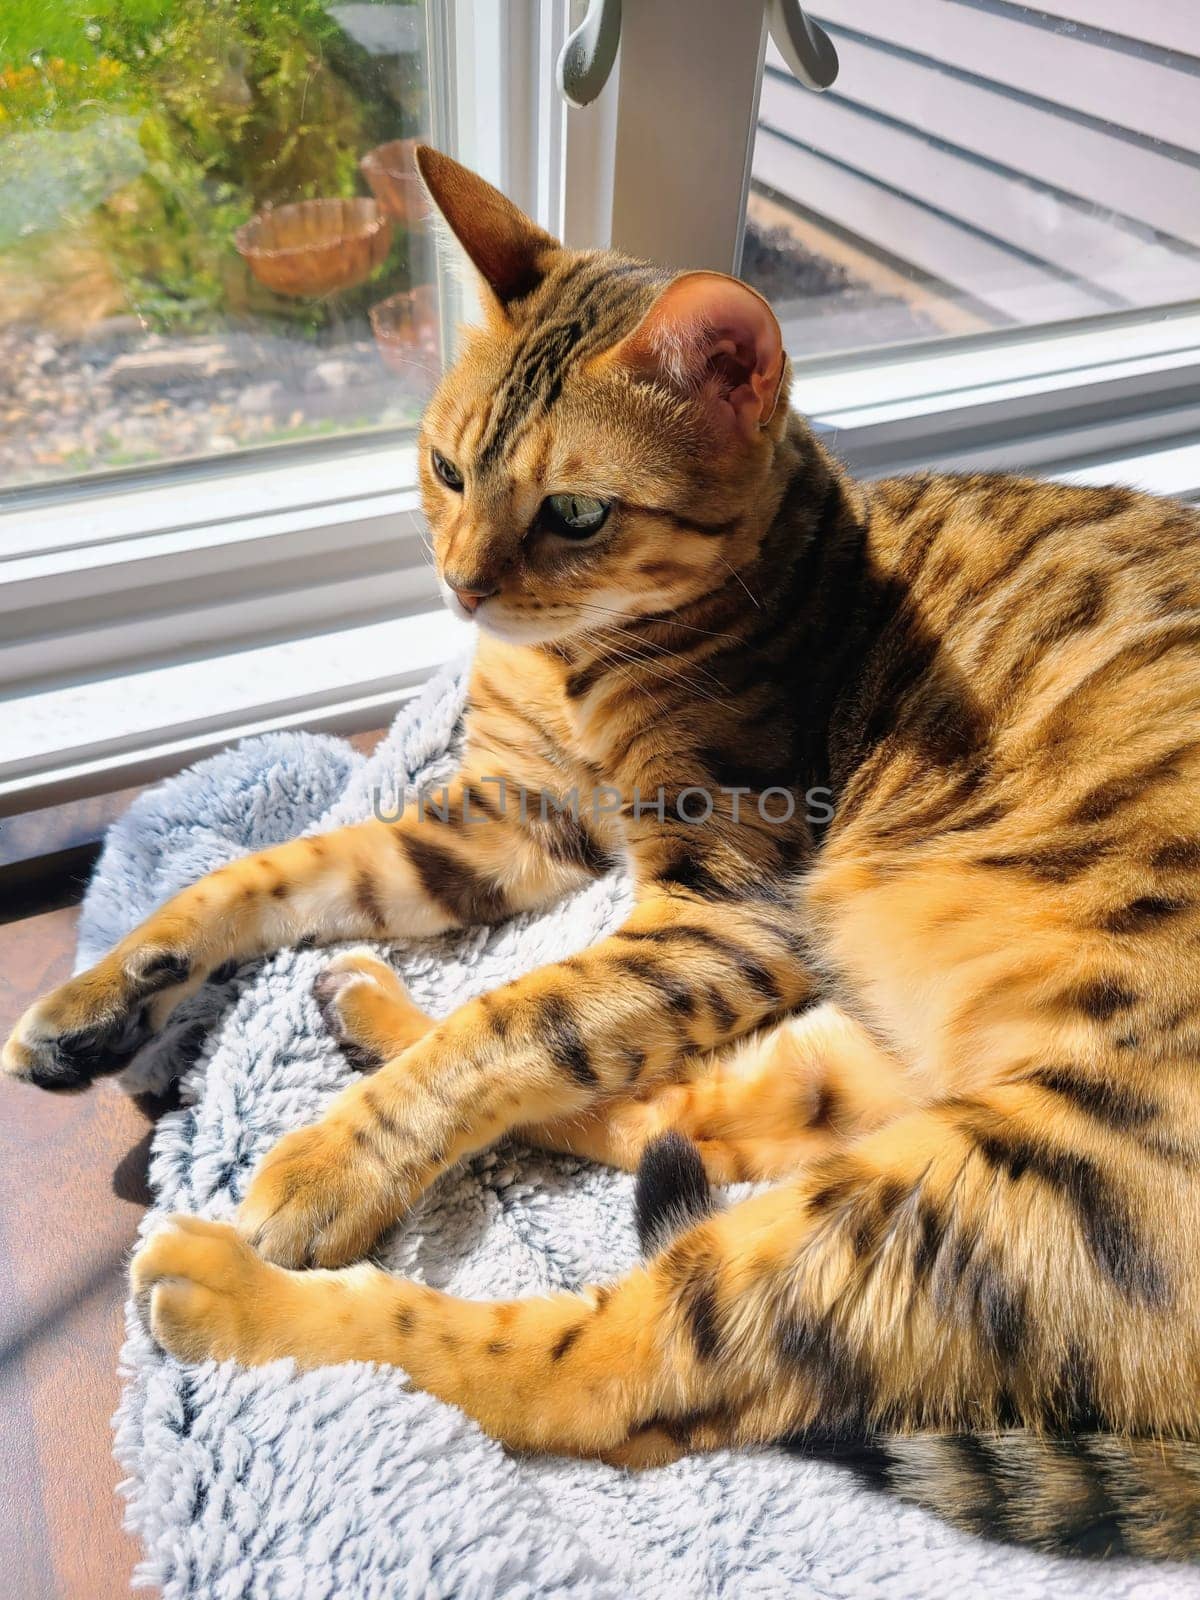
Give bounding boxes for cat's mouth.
[439,579,584,645]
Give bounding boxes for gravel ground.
[0,315,432,490]
[1,225,936,492]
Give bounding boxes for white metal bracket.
[557,0,837,108]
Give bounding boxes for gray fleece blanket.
[87,665,1189,1598]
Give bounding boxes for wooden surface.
[0,905,159,1598]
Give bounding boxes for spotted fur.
[9,149,1200,1559]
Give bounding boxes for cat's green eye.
[540,492,610,539]
[431,449,464,492]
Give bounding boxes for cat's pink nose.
[450,583,498,614]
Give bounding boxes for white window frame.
[2,0,1197,818]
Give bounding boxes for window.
[735,5,1200,490]
[745,3,1200,359]
[1,1,440,496]
[580,0,1199,496]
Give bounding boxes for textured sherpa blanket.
[88,665,1191,1599]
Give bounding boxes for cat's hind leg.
[524,1002,918,1183]
[313,973,920,1184]
[135,1079,1186,1463]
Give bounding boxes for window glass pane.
[0,0,440,490]
[744,2,1200,359]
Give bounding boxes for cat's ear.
[602,271,785,438]
[414,146,561,314]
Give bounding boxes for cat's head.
[414,147,791,647]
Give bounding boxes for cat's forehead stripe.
[473,260,657,475]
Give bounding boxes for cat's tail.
[780,1426,1200,1559]
[632,1133,1200,1560]
[633,1130,723,1253]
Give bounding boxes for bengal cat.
[6,147,1200,1559]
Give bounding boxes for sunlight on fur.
[7,145,1200,1561]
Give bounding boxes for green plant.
[99,110,255,329]
[1,0,426,334]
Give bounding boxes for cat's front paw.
[1,949,191,1090]
[135,1214,417,1370]
[314,948,433,1069]
[133,1215,285,1364]
[237,1115,402,1269]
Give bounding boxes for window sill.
[0,436,464,813]
[802,304,1200,484]
[0,609,471,814]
